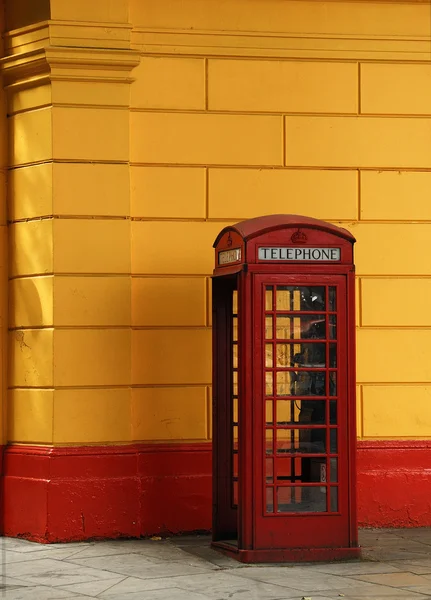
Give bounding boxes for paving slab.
[1,530,431,599]
[99,571,301,599]
[58,576,127,597]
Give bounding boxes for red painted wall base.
[357,440,431,528]
[2,444,211,543]
[1,440,430,542]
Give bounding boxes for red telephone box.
[211,214,359,562]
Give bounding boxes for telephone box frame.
[212,214,359,563]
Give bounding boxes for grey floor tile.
[99,589,209,600]
[185,578,304,599]
[329,583,430,597]
[172,536,212,547]
[331,597,430,600]
[99,575,177,596]
[387,559,431,575]
[66,540,187,560]
[69,553,217,579]
[352,571,431,587]
[0,585,84,599]
[393,529,431,543]
[233,565,373,592]
[0,576,34,591]
[0,539,90,554]
[5,557,123,588]
[5,559,83,578]
[362,549,431,562]
[15,570,122,589]
[403,587,431,596]
[99,571,299,599]
[57,576,126,597]
[1,529,431,599]
[308,561,403,576]
[102,582,303,600]
[71,540,212,564]
[177,545,244,568]
[3,548,89,564]
[136,543,218,563]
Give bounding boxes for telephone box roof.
[213,214,355,247]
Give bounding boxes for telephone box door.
[253,274,352,549]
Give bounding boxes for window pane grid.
[263,284,340,515]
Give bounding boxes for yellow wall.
[0,2,7,446]
[4,0,431,445]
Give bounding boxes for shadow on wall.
[8,251,46,441]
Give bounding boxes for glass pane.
[266,429,273,454]
[233,370,238,395]
[275,343,291,367]
[330,400,337,424]
[330,429,337,453]
[233,397,238,423]
[232,290,238,314]
[276,287,293,311]
[277,342,326,367]
[265,287,273,311]
[266,372,273,396]
[330,458,338,482]
[265,344,273,368]
[276,286,326,312]
[276,428,295,455]
[266,400,273,425]
[233,425,238,451]
[277,399,295,425]
[276,371,290,396]
[276,316,293,339]
[329,372,337,396]
[276,371,326,396]
[329,287,336,311]
[233,452,238,478]
[277,400,326,425]
[277,486,327,513]
[265,317,273,339]
[233,316,238,341]
[329,343,337,368]
[330,487,338,512]
[293,457,327,483]
[233,343,238,369]
[277,486,292,511]
[276,428,326,455]
[233,481,238,506]
[329,315,337,339]
[266,487,274,513]
[276,315,326,340]
[276,457,292,482]
[266,458,273,483]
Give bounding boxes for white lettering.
[258,247,341,262]
[218,248,241,265]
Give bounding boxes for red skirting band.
[1,440,430,542]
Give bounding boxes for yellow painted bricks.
[5,0,431,447]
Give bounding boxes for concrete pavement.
[1,529,431,599]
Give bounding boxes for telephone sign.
[258,247,341,261]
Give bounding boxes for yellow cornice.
[4,19,133,54]
[131,27,431,62]
[45,47,140,71]
[1,46,140,90]
[1,49,49,89]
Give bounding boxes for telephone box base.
[211,541,361,563]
